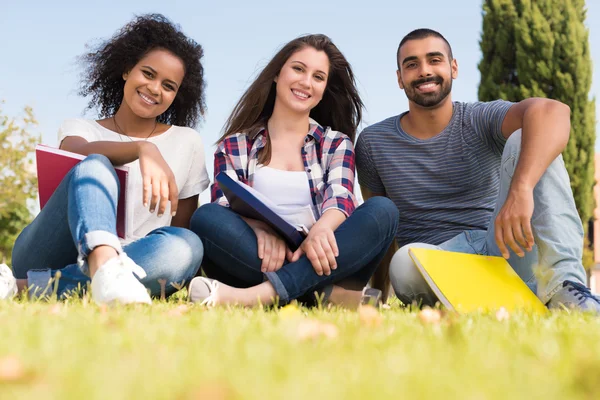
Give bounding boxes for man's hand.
[494,186,535,258]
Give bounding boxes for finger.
[522,217,534,251]
[150,177,160,212]
[292,248,304,262]
[267,236,280,272]
[158,179,169,217]
[262,234,273,272]
[269,242,282,272]
[495,218,510,259]
[286,249,294,262]
[276,240,286,270]
[327,230,339,260]
[510,217,527,255]
[313,240,331,276]
[503,220,524,258]
[257,233,265,260]
[306,245,323,276]
[169,176,179,217]
[512,218,529,254]
[321,236,337,271]
[143,175,151,208]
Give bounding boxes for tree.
[0,102,39,262]
[478,0,596,232]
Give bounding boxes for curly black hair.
[78,14,206,127]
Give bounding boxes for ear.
[274,75,278,83]
[451,58,458,80]
[122,72,129,81]
[397,70,405,90]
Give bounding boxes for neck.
[267,100,311,139]
[401,95,454,139]
[113,104,157,138]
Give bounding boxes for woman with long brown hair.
[189,34,398,307]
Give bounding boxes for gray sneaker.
[547,280,600,313]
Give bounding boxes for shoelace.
[563,280,600,305]
[117,253,147,279]
[200,279,219,307]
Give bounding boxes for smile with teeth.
[416,82,438,90]
[291,89,310,100]
[138,91,158,105]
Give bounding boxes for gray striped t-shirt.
[355,100,513,247]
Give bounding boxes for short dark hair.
[396,28,453,70]
[78,14,206,127]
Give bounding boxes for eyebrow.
[141,65,180,89]
[401,51,446,66]
[290,60,328,76]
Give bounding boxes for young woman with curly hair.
[1,14,209,305]
[188,34,399,308]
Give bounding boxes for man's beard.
[404,76,452,108]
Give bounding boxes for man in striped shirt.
[355,28,600,312]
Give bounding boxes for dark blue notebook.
[216,172,306,251]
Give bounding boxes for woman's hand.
[244,218,287,273]
[138,142,179,217]
[288,209,346,276]
[294,224,339,276]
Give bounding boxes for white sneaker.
[0,263,18,300]
[91,254,152,305]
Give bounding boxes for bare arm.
[61,135,179,217]
[361,186,396,303]
[60,135,151,165]
[501,98,570,192]
[494,98,571,258]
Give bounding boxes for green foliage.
[479,0,596,229]
[0,102,39,262]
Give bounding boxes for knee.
[11,230,29,279]
[190,203,228,236]
[76,154,113,173]
[156,227,204,280]
[389,244,421,293]
[72,154,119,189]
[362,196,399,235]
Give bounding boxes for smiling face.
[273,46,330,115]
[121,48,185,119]
[397,36,457,108]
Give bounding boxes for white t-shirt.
[58,118,210,243]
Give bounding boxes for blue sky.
[2,0,599,202]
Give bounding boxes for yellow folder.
[408,248,548,314]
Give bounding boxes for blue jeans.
[389,130,587,306]
[190,197,399,305]
[11,154,203,298]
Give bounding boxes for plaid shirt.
[211,119,358,219]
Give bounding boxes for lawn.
[1,294,600,400]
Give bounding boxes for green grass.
[1,294,600,400]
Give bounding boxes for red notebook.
[35,145,129,238]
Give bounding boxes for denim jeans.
[11,154,203,298]
[389,130,587,306]
[190,196,399,305]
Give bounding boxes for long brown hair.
[218,34,363,164]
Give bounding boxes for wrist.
[509,180,534,194]
[136,141,154,156]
